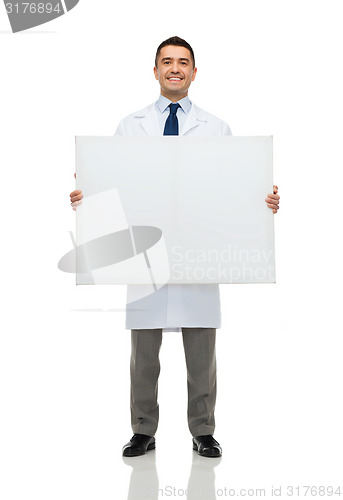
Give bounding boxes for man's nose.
[170,62,179,72]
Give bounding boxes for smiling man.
[70,36,280,458]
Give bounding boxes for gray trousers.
[130,328,217,437]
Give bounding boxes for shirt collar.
[156,94,192,114]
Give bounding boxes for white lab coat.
[115,101,232,330]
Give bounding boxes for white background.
[0,1,342,498]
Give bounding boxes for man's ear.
[192,67,197,82]
[153,66,159,80]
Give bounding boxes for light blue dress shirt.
[155,94,192,135]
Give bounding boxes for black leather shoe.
[122,434,155,457]
[192,435,222,457]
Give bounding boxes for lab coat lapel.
[181,104,207,135]
[138,106,161,136]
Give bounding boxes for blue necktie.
[163,103,180,135]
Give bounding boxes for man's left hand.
[265,185,280,214]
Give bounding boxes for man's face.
[154,45,197,101]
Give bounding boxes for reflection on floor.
[123,450,222,499]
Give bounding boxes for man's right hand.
[70,173,83,211]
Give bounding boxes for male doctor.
[70,36,280,457]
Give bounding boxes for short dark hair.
[155,36,195,68]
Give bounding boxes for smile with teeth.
[168,77,183,81]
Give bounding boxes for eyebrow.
[161,57,190,63]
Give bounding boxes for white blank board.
[76,136,275,285]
